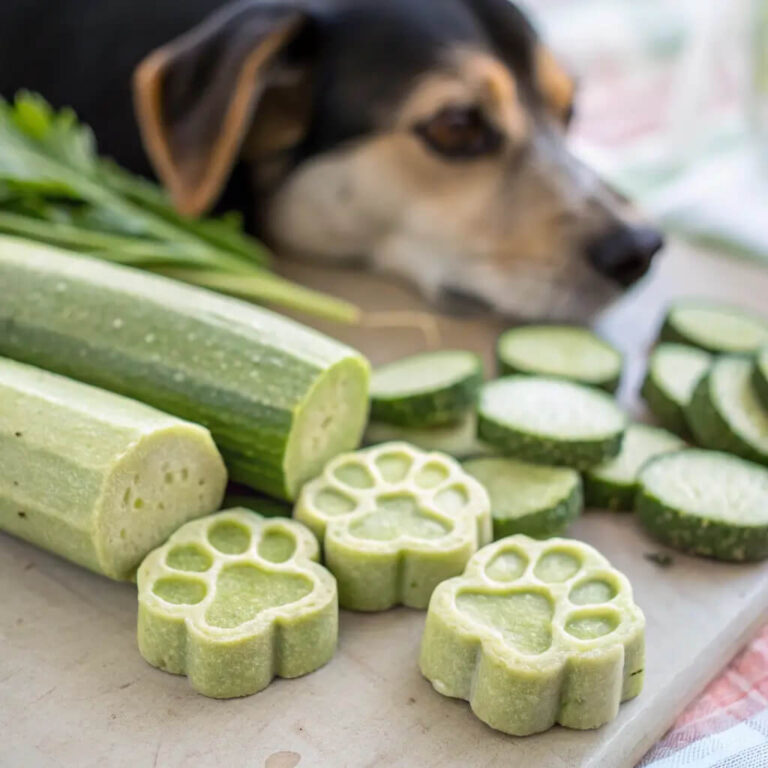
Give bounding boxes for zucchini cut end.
[283,355,371,499]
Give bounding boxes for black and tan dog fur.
[0,0,662,319]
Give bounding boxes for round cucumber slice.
[463,457,582,538]
[584,424,684,511]
[636,449,768,561]
[477,376,627,469]
[641,344,711,435]
[365,411,496,459]
[686,356,768,466]
[660,300,768,354]
[497,325,622,392]
[370,350,483,427]
[754,348,768,412]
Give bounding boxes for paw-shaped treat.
[420,535,645,735]
[294,442,492,611]
[137,509,337,699]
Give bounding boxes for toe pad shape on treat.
[294,442,492,611]
[137,509,338,698]
[419,535,645,735]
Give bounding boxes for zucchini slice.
[584,423,684,511]
[364,411,496,460]
[660,299,768,354]
[497,325,622,392]
[686,356,768,466]
[0,239,370,500]
[463,457,582,538]
[636,449,768,561]
[753,348,768,411]
[477,376,627,469]
[641,343,711,435]
[369,350,483,427]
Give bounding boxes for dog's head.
[133,0,663,320]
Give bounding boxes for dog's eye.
[415,106,503,159]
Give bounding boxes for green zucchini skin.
[754,350,768,412]
[477,377,626,470]
[636,451,768,562]
[477,416,623,470]
[0,357,227,580]
[369,351,483,427]
[583,476,633,512]
[499,359,620,394]
[636,491,768,562]
[364,412,496,460]
[660,300,768,354]
[686,357,768,467]
[640,376,686,436]
[496,326,622,393]
[0,238,370,500]
[640,344,712,437]
[491,492,581,539]
[463,457,582,539]
[583,424,685,511]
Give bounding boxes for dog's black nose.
[588,226,664,287]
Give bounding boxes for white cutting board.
[2,240,768,768]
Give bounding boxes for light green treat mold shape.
[294,442,492,611]
[137,509,337,698]
[420,535,645,736]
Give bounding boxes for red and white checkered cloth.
[640,626,768,766]
[516,3,768,764]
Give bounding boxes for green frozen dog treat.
[137,509,337,698]
[294,442,492,611]
[0,357,227,580]
[420,535,645,736]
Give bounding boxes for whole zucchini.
[0,357,227,580]
[0,238,370,500]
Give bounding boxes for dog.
[0,0,663,320]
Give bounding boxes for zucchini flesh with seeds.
[636,449,768,561]
[477,376,627,469]
[369,350,483,427]
[641,344,711,435]
[365,412,496,460]
[497,325,622,392]
[584,423,684,511]
[0,238,370,500]
[754,349,768,411]
[0,357,227,580]
[463,457,582,538]
[686,356,768,467]
[660,299,768,354]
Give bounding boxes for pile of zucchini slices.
[365,302,768,563]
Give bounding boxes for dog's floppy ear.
[133,2,313,216]
[466,0,575,125]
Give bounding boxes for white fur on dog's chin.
[371,234,621,321]
[265,135,622,322]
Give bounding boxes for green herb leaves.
[0,93,358,322]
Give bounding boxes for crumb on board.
[644,551,674,568]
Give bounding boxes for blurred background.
[283,0,768,398]
[522,0,768,265]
